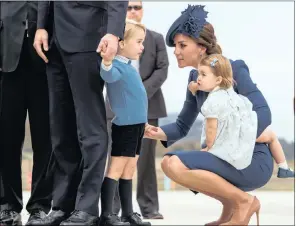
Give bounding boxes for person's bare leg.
[203,196,233,226]
[257,128,286,165]
[161,156,233,225]
[161,156,177,181]
[257,128,294,178]
[121,156,139,180]
[166,156,257,225]
[161,156,199,190]
[107,157,130,179]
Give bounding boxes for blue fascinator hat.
[166,5,209,47]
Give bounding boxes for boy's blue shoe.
[277,168,295,178]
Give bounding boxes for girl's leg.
[257,127,288,168]
[165,155,258,225]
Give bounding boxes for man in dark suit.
[105,1,169,220]
[0,2,53,225]
[33,2,128,225]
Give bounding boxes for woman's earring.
[119,41,124,49]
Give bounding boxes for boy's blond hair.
[123,19,146,41]
[200,54,234,89]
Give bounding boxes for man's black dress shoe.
[25,209,47,225]
[60,210,99,226]
[38,210,70,225]
[122,212,151,225]
[0,210,22,225]
[99,213,130,226]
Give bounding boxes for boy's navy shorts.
[111,123,145,157]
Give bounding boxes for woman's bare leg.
[164,156,257,225]
[161,156,233,225]
[203,195,233,226]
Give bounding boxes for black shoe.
[277,167,295,178]
[99,213,130,226]
[60,210,99,226]
[0,210,22,225]
[38,210,70,225]
[142,212,163,220]
[122,213,151,226]
[25,209,47,225]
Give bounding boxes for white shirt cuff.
[101,62,113,71]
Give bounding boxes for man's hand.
[97,34,119,62]
[100,40,113,66]
[33,29,49,63]
[188,81,198,96]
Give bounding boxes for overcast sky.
[138,2,294,142]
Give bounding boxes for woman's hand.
[144,124,167,141]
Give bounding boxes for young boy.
[99,19,151,226]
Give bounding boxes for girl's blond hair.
[200,54,234,89]
[123,19,146,41]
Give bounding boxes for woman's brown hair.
[196,23,222,55]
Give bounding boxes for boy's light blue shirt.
[100,55,148,126]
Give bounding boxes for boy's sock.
[119,178,133,217]
[101,177,118,216]
[278,161,289,170]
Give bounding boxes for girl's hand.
[188,81,198,95]
[201,147,209,152]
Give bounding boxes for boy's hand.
[188,81,198,95]
[145,123,158,133]
[102,59,112,66]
